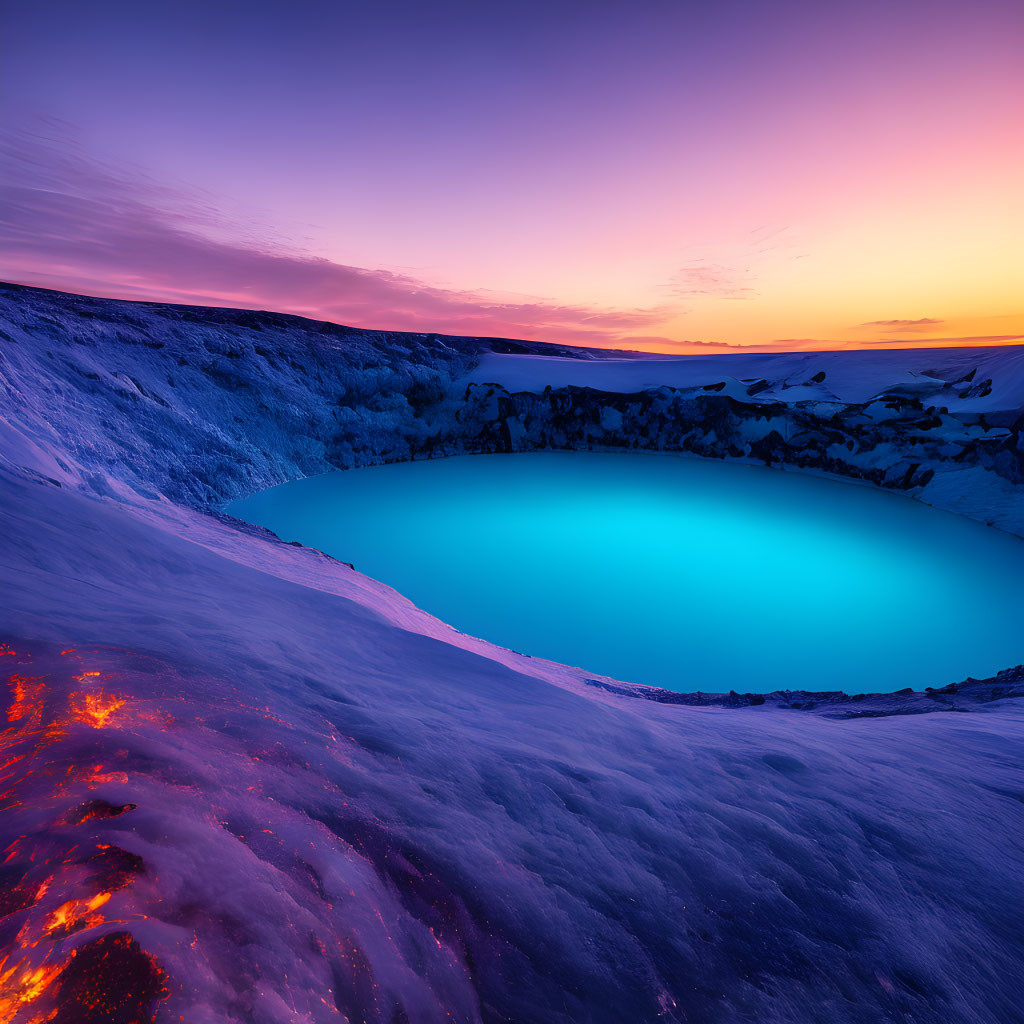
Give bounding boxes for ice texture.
[1,282,1023,1023]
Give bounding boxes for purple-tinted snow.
[1,283,1023,1023]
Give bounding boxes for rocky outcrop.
[448,382,1024,532]
[2,282,1022,536]
[587,664,1024,717]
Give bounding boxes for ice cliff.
[1,282,1023,1024]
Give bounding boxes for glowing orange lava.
[70,692,126,730]
[0,956,65,1023]
[0,644,168,1022]
[45,893,112,938]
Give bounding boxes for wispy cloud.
[860,318,944,332]
[669,262,755,299]
[5,132,1017,356]
[0,132,672,347]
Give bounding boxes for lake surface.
[227,453,1024,694]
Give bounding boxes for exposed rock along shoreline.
[3,282,1022,526]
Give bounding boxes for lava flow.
[0,642,169,1024]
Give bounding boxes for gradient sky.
[2,0,1022,351]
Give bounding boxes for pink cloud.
[0,134,671,347]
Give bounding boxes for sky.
[1,0,1022,352]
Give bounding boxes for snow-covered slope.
[1,283,1023,1024]
[471,346,1024,414]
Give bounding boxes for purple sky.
[2,0,1022,350]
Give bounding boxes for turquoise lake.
[227,452,1024,694]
